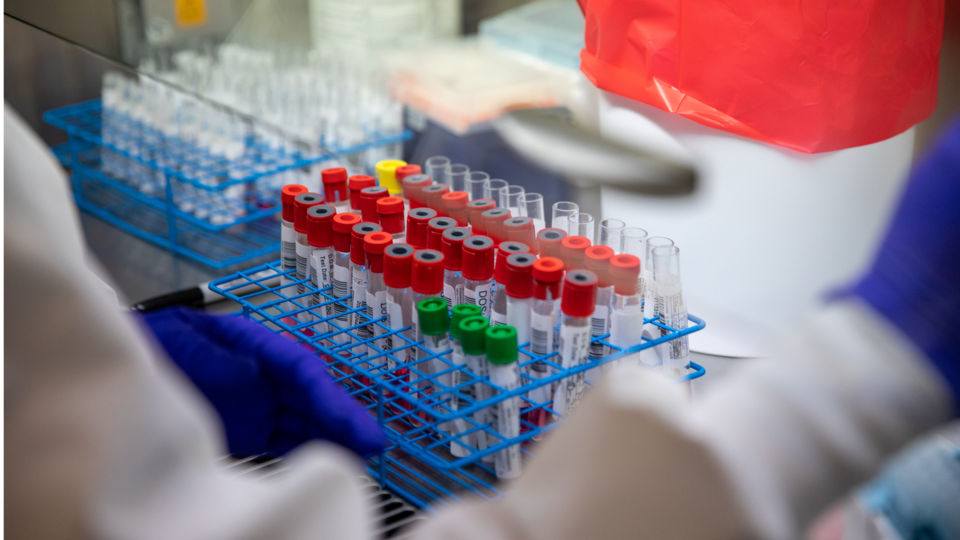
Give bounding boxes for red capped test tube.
[554,269,598,418]
[503,216,539,255]
[402,174,432,209]
[466,198,496,230]
[321,168,348,210]
[427,216,458,251]
[360,186,389,224]
[422,184,450,215]
[560,235,591,271]
[609,254,643,369]
[461,235,496,318]
[440,227,470,308]
[442,191,470,226]
[480,208,512,245]
[406,207,437,249]
[492,241,530,326]
[377,196,406,242]
[584,245,616,380]
[348,175,376,214]
[537,228,567,259]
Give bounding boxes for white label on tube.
[489,362,521,479]
[506,297,532,346]
[281,222,297,271]
[443,283,456,310]
[467,354,493,462]
[367,289,388,355]
[332,264,351,328]
[589,305,609,359]
[657,289,690,377]
[296,241,312,295]
[351,267,368,337]
[312,248,333,327]
[555,323,591,418]
[464,282,493,319]
[386,299,404,371]
[450,341,472,458]
[610,308,645,369]
[491,310,508,327]
[528,311,554,405]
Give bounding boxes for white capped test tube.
[551,201,579,232]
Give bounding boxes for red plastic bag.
[579,0,944,153]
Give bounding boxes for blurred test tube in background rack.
[449,164,470,192]
[517,192,546,232]
[425,156,452,187]
[619,227,649,307]
[640,236,674,367]
[567,212,596,244]
[485,179,509,204]
[551,201,579,232]
[652,245,689,377]
[600,219,625,253]
[501,185,525,216]
[465,171,490,201]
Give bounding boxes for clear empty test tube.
[619,227,649,308]
[640,236,674,367]
[567,213,596,244]
[425,156,452,187]
[652,245,689,378]
[465,171,490,201]
[551,201,579,232]
[501,185,525,216]
[449,164,470,192]
[599,219,626,252]
[516,192,546,232]
[485,179,509,205]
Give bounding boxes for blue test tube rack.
[210,260,706,508]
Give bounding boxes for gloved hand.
[851,117,960,406]
[141,307,385,458]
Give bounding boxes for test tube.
[516,192,546,232]
[652,245,689,378]
[551,201,579,232]
[599,219,625,252]
[501,185,525,215]
[449,304,483,458]
[425,156,452,187]
[567,213,596,244]
[640,236,674,367]
[620,227,648,308]
[465,171,490,201]
[554,269,598,418]
[485,179,509,204]
[449,164,470,192]
[486,324,522,480]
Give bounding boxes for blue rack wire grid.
[44,99,411,268]
[210,260,706,508]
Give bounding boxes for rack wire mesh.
[210,259,706,507]
[45,99,410,268]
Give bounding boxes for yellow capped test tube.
[375,159,407,195]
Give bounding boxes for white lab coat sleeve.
[413,301,953,540]
[5,106,373,540]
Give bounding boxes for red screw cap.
[351,222,382,265]
[321,168,348,204]
[364,231,393,273]
[561,270,598,318]
[537,228,567,259]
[384,244,415,289]
[560,236,591,271]
[294,192,324,233]
[610,254,641,296]
[281,184,308,223]
[406,208,437,249]
[307,204,336,248]
[348,175,376,211]
[533,257,565,301]
[505,252,535,299]
[377,196,405,235]
[427,217,458,251]
[495,241,530,284]
[360,186,389,223]
[395,164,422,184]
[402,174,432,209]
[503,216,538,255]
[422,184,450,216]
[466,199,496,230]
[442,191,470,226]
[480,208,512,244]
[411,249,445,295]
[441,227,471,271]
[461,235,496,281]
[584,245,615,288]
[333,213,362,253]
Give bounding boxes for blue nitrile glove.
[141,307,385,458]
[851,117,960,407]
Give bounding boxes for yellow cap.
[375,159,407,195]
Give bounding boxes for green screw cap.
[485,325,519,365]
[459,316,490,355]
[417,298,449,336]
[450,304,483,339]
